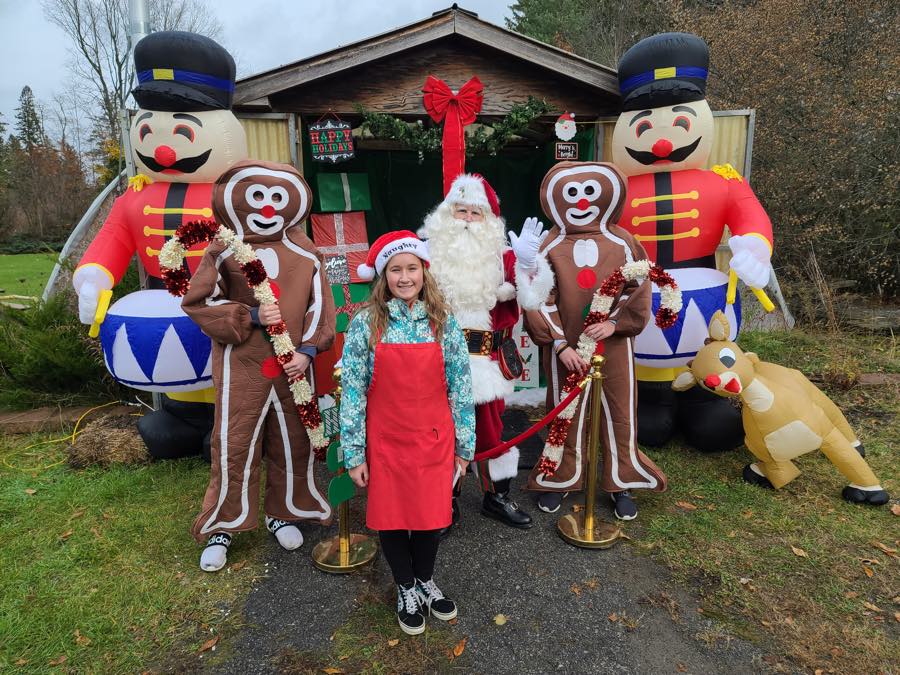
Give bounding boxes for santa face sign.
[555,113,577,141]
[214,161,312,242]
[540,162,627,234]
[130,108,248,183]
[610,99,714,177]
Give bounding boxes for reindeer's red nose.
[154,145,177,167]
[724,378,742,393]
[577,198,590,210]
[261,205,276,218]
[704,374,721,389]
[651,138,673,158]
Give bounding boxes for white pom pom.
[357,264,375,281]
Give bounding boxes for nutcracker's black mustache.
[137,149,212,173]
[626,138,702,165]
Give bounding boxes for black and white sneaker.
[415,578,458,621]
[265,516,303,550]
[396,582,426,635]
[200,532,232,572]
[611,491,638,520]
[537,491,568,513]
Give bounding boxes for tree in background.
[506,0,671,67]
[14,87,46,149]
[509,0,899,298]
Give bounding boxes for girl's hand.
[559,346,589,377]
[348,462,369,488]
[584,320,615,341]
[283,351,311,379]
[258,303,282,326]
[455,457,469,475]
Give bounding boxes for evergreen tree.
[14,86,45,149]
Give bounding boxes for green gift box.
[317,173,372,212]
[332,282,370,332]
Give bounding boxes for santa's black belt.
[463,329,504,356]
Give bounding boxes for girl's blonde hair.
[362,263,450,348]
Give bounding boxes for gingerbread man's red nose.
[651,138,673,158]
[704,374,721,389]
[261,205,276,218]
[577,198,590,210]
[154,145,177,167]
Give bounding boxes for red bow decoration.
[422,75,484,195]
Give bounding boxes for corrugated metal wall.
[237,116,294,165]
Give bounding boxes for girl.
[340,230,476,635]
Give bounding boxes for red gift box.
[310,212,370,284]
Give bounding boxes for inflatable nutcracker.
[183,159,335,570]
[419,174,554,529]
[611,32,774,453]
[72,31,248,459]
[524,162,667,520]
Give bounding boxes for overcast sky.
[0,0,515,132]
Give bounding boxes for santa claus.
[419,174,553,529]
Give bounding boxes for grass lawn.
[0,327,895,673]
[0,435,267,673]
[634,328,899,674]
[0,252,58,300]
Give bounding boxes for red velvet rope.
[473,380,586,462]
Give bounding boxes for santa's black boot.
[481,479,532,529]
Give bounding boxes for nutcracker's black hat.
[617,32,709,112]
[132,31,236,111]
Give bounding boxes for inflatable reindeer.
[673,311,889,505]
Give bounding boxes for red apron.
[365,338,455,531]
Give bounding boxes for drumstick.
[726,269,775,313]
[88,289,113,338]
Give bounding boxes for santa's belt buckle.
[464,329,501,355]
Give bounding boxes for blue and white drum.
[99,290,213,392]
[634,267,741,369]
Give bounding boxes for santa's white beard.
[425,213,506,327]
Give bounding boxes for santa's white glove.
[509,217,548,271]
[73,266,113,325]
[728,235,772,289]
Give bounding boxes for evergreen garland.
[355,96,552,159]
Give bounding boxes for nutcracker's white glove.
[728,235,772,289]
[73,266,112,325]
[509,217,548,271]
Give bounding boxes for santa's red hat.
[556,112,575,123]
[357,230,430,281]
[444,173,501,218]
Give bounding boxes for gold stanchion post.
[312,368,378,572]
[556,354,622,549]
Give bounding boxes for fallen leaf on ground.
[830,647,844,658]
[815,669,824,675]
[872,541,898,556]
[230,560,247,572]
[784,616,795,625]
[14,658,28,666]
[48,655,67,666]
[90,527,102,539]
[387,639,399,647]
[790,545,808,558]
[845,591,859,599]
[859,558,880,565]
[570,583,582,596]
[863,601,883,613]
[760,619,772,627]
[197,636,219,653]
[608,612,619,622]
[894,612,900,623]
[494,614,507,625]
[890,504,900,516]
[741,509,754,519]
[676,663,687,673]
[74,629,91,646]
[863,566,874,578]
[452,637,467,657]
[322,668,343,674]
[59,530,73,541]
[24,489,36,495]
[68,508,85,520]
[585,578,600,590]
[675,501,697,511]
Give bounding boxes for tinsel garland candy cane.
[158,220,329,458]
[537,261,682,477]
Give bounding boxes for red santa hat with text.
[356,230,430,281]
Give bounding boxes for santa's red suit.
[419,174,553,529]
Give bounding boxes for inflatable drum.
[99,290,212,392]
[634,267,740,369]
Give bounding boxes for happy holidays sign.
[309,119,355,163]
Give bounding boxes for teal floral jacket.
[339,298,476,469]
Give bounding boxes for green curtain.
[302,118,596,241]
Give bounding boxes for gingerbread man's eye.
[567,186,579,197]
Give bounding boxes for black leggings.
[378,530,441,586]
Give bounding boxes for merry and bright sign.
[309,119,355,163]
